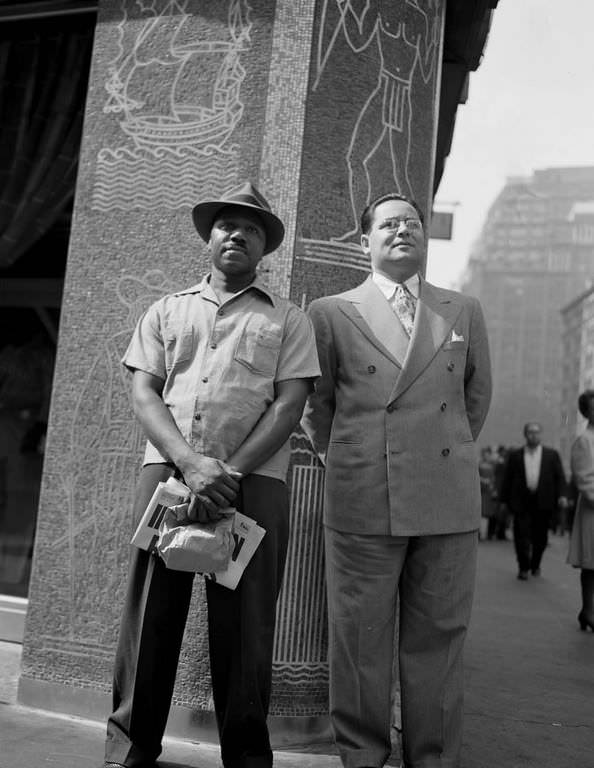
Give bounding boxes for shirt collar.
[174,274,277,306]
[524,444,542,458]
[372,271,420,301]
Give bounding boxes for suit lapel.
[337,277,403,366]
[390,278,463,401]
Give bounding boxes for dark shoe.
[531,567,541,577]
[517,570,529,580]
[578,610,594,631]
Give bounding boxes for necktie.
[393,283,416,336]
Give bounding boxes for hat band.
[224,193,271,212]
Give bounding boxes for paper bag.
[156,509,234,573]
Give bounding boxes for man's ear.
[361,233,370,255]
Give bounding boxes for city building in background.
[463,166,594,456]
[561,285,594,465]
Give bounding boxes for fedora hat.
[192,181,285,255]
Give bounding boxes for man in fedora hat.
[102,182,320,768]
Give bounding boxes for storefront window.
[0,328,55,597]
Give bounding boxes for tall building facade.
[561,286,594,465]
[464,167,594,454]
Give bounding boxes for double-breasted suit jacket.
[302,275,492,536]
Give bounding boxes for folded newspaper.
[131,475,265,589]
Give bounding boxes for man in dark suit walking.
[500,422,567,580]
[302,192,492,768]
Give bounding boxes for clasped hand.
[178,454,242,523]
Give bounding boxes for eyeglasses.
[379,217,423,232]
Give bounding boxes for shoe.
[531,567,541,577]
[517,570,529,580]
[578,611,594,632]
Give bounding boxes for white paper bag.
[156,509,234,573]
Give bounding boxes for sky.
[426,0,594,289]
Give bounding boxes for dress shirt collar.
[523,443,542,491]
[523,443,542,459]
[371,271,420,301]
[174,274,277,306]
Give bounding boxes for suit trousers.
[512,491,549,573]
[324,527,477,768]
[105,463,289,768]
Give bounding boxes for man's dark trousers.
[105,464,289,768]
[513,490,549,573]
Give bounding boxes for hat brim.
[192,200,285,255]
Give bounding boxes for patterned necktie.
[393,283,416,337]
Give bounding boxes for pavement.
[0,533,592,768]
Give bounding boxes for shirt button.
[201,377,208,383]
[447,361,455,371]
[441,448,450,457]
[368,365,376,374]
[440,402,447,411]
[218,309,225,317]
[194,413,201,421]
[386,403,396,413]
[210,343,217,349]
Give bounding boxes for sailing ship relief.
[92,0,252,211]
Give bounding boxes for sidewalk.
[1,533,592,768]
[462,533,593,767]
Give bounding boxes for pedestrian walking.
[500,422,567,580]
[567,389,594,632]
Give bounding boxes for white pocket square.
[450,330,465,343]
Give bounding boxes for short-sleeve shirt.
[122,275,320,481]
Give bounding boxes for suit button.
[447,361,455,371]
[441,448,450,457]
[368,365,376,374]
[440,402,447,411]
[386,403,396,413]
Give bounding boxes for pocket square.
[450,330,465,343]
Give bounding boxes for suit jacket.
[500,446,567,516]
[301,275,492,536]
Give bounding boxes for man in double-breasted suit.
[500,422,567,580]
[301,193,492,768]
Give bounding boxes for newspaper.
[131,476,190,552]
[206,511,266,590]
[131,475,265,589]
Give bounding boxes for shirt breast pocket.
[235,325,282,377]
[164,326,194,372]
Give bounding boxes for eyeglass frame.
[378,217,423,232]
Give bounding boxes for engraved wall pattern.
[92,0,252,210]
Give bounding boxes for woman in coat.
[568,389,594,632]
